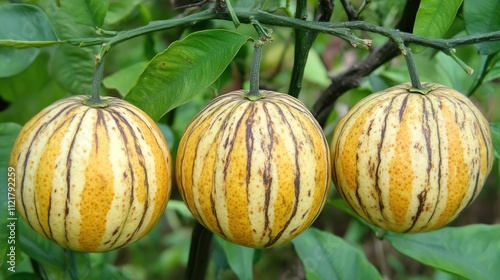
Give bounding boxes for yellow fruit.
[9,95,172,252]
[176,90,331,248]
[331,83,493,233]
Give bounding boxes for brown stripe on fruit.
[265,104,301,247]
[16,102,79,228]
[225,104,254,244]
[37,113,79,240]
[387,94,413,228]
[431,102,469,229]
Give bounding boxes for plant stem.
[289,0,333,98]
[185,222,213,280]
[70,8,500,54]
[243,20,272,100]
[401,46,424,91]
[84,57,108,107]
[248,41,263,98]
[467,54,496,96]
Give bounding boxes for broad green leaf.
[60,0,109,28]
[104,0,144,28]
[165,200,193,219]
[303,49,330,87]
[37,1,100,94]
[328,199,379,233]
[103,61,149,96]
[0,4,58,77]
[464,0,500,55]
[0,123,22,265]
[490,122,500,160]
[52,44,96,95]
[0,52,68,124]
[412,0,462,53]
[125,29,249,121]
[214,236,254,280]
[18,218,66,269]
[292,228,382,280]
[385,224,500,280]
[157,123,175,150]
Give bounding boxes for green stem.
[447,48,474,75]
[467,54,496,96]
[69,8,500,57]
[357,0,372,17]
[84,57,108,107]
[243,20,272,101]
[225,0,240,28]
[401,46,424,91]
[249,42,262,95]
[245,40,266,100]
[289,0,310,98]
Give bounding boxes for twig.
[312,0,422,126]
[289,0,334,97]
[340,0,358,21]
[61,6,500,61]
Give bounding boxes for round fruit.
[9,95,172,252]
[176,90,331,248]
[331,82,493,233]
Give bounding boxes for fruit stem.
[84,53,108,108]
[243,19,272,101]
[401,45,427,92]
[185,222,213,280]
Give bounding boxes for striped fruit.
[9,95,172,252]
[331,82,493,233]
[176,90,331,248]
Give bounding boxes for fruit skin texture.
[176,90,331,248]
[9,95,172,252]
[331,82,493,233]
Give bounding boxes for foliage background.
[0,0,499,279]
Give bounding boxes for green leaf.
[412,0,463,53]
[490,122,500,160]
[0,123,22,265]
[0,52,68,124]
[103,61,149,96]
[385,224,500,280]
[0,4,58,78]
[303,49,330,87]
[165,200,193,219]
[157,123,175,150]
[291,228,382,280]
[60,0,109,28]
[125,29,249,121]
[464,0,500,55]
[104,0,143,28]
[213,236,255,280]
[36,1,100,94]
[52,44,96,95]
[18,218,66,270]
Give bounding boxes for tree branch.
[312,0,421,126]
[340,0,358,21]
[289,0,334,97]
